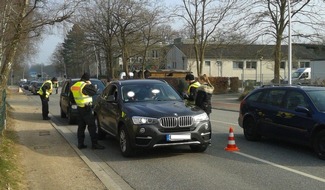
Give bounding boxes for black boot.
[92,143,105,150]
[78,144,87,149]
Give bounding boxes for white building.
[166,39,325,85]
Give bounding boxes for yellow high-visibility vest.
[187,81,201,94]
[70,81,92,107]
[37,80,52,98]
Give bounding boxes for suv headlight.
[132,116,158,125]
[193,113,209,122]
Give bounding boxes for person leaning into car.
[184,73,201,105]
[70,73,105,150]
[37,77,58,120]
[195,74,214,117]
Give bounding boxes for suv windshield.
[121,83,182,102]
[306,90,325,112]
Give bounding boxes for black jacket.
[195,84,214,114]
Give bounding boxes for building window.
[152,50,158,58]
[205,61,211,66]
[172,62,176,69]
[300,62,310,68]
[280,61,286,69]
[233,61,243,69]
[246,61,257,69]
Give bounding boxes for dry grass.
[0,102,25,190]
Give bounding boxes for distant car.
[93,79,211,157]
[28,81,38,91]
[59,78,105,124]
[21,81,30,90]
[238,85,325,160]
[31,81,43,95]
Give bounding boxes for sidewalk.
[211,93,241,112]
[6,86,107,190]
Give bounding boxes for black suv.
[238,85,325,160]
[59,78,105,124]
[93,79,211,157]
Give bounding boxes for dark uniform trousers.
[40,96,49,119]
[77,105,98,145]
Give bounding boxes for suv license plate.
[166,134,191,141]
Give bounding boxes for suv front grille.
[159,116,193,128]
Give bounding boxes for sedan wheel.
[243,117,261,141]
[313,130,325,160]
[119,125,135,157]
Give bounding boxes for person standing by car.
[54,81,59,94]
[70,73,105,150]
[37,77,58,120]
[195,74,214,117]
[184,73,201,105]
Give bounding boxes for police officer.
[184,73,201,105]
[70,73,104,150]
[37,77,58,120]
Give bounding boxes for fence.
[240,73,282,88]
[0,89,6,134]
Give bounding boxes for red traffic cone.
[225,127,239,151]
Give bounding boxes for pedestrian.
[70,73,105,150]
[184,73,201,105]
[37,77,58,120]
[195,74,214,117]
[54,81,59,94]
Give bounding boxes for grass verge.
[0,111,24,190]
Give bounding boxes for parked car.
[22,81,30,90]
[28,81,38,91]
[31,81,43,95]
[93,79,211,157]
[59,78,105,124]
[238,85,325,160]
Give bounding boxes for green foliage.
[62,24,89,78]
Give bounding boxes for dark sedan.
[93,79,211,157]
[60,78,105,124]
[238,85,325,160]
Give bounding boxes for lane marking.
[235,151,325,183]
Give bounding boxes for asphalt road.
[25,89,325,190]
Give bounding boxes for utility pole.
[288,0,292,85]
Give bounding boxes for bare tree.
[50,43,66,78]
[242,0,325,83]
[175,0,245,75]
[76,0,120,80]
[0,0,81,95]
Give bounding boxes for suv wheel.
[190,144,208,152]
[119,125,135,157]
[313,130,325,160]
[243,117,261,141]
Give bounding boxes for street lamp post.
[288,0,292,85]
[260,56,263,85]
